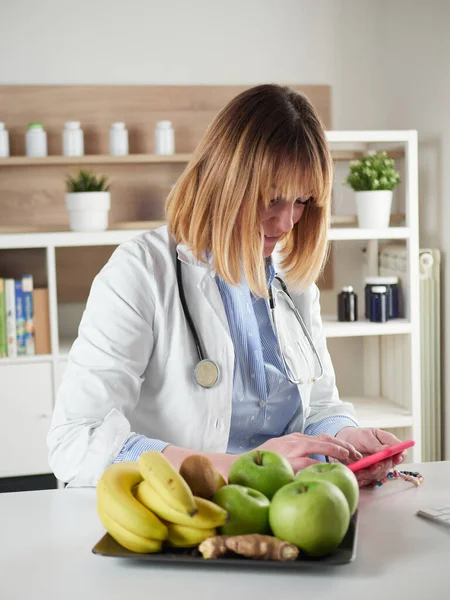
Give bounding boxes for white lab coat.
[47,226,357,487]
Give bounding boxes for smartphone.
[347,439,415,473]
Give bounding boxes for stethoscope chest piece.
[194,359,220,388]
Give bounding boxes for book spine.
[0,279,6,358]
[5,278,17,357]
[15,279,26,356]
[21,274,35,356]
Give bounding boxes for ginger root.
[198,534,299,561]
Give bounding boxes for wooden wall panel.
[55,246,117,303]
[0,85,332,300]
[0,85,331,157]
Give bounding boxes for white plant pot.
[65,191,110,232]
[355,190,393,229]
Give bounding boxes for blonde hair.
[165,84,333,297]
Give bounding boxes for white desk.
[1,461,449,600]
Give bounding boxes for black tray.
[92,511,358,569]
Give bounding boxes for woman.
[47,84,406,488]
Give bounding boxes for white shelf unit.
[325,130,421,461]
[0,130,421,478]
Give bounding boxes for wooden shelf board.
[344,396,413,429]
[328,227,410,241]
[331,213,405,227]
[0,148,405,167]
[323,317,412,338]
[331,149,404,161]
[0,355,53,365]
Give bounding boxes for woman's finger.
[392,451,406,466]
[289,439,351,462]
[374,428,402,446]
[369,457,394,475]
[316,433,362,461]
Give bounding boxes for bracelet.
[376,469,424,487]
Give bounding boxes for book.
[33,288,51,355]
[21,274,35,356]
[0,279,6,358]
[5,278,17,357]
[15,279,26,356]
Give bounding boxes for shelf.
[0,154,192,166]
[331,150,404,161]
[0,145,407,168]
[0,223,166,248]
[344,396,413,429]
[0,354,53,365]
[323,317,412,338]
[328,227,410,241]
[326,130,417,143]
[0,222,411,249]
[331,213,405,227]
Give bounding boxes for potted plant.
[65,169,111,232]
[345,151,401,229]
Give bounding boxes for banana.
[96,461,168,541]
[135,480,228,529]
[165,522,217,548]
[97,502,162,554]
[138,451,197,516]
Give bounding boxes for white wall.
[0,0,342,88]
[338,0,450,458]
[1,0,449,455]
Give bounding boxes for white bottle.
[109,122,129,156]
[0,123,10,157]
[25,123,47,157]
[154,120,175,155]
[62,121,84,157]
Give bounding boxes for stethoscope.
[176,255,325,388]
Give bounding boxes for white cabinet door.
[0,362,54,477]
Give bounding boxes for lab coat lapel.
[176,244,232,340]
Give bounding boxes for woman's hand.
[335,427,407,487]
[255,432,362,472]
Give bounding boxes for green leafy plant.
[66,169,110,193]
[345,151,400,192]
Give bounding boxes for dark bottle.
[365,276,400,319]
[337,286,358,322]
[370,285,388,323]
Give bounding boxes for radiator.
[379,245,441,461]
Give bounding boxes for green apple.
[269,479,350,557]
[212,484,270,535]
[295,462,359,516]
[228,450,294,500]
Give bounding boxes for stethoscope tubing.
[176,255,324,387]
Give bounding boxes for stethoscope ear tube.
[176,254,221,388]
[176,254,204,362]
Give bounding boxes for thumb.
[374,428,401,449]
[358,429,390,454]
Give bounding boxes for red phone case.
[347,439,415,472]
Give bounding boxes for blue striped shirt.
[114,267,357,464]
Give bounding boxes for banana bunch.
[96,451,228,553]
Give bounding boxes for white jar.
[109,122,129,156]
[0,123,10,157]
[25,123,47,157]
[62,121,84,157]
[154,120,175,155]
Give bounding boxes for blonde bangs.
[258,140,328,210]
[255,132,333,294]
[166,84,333,298]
